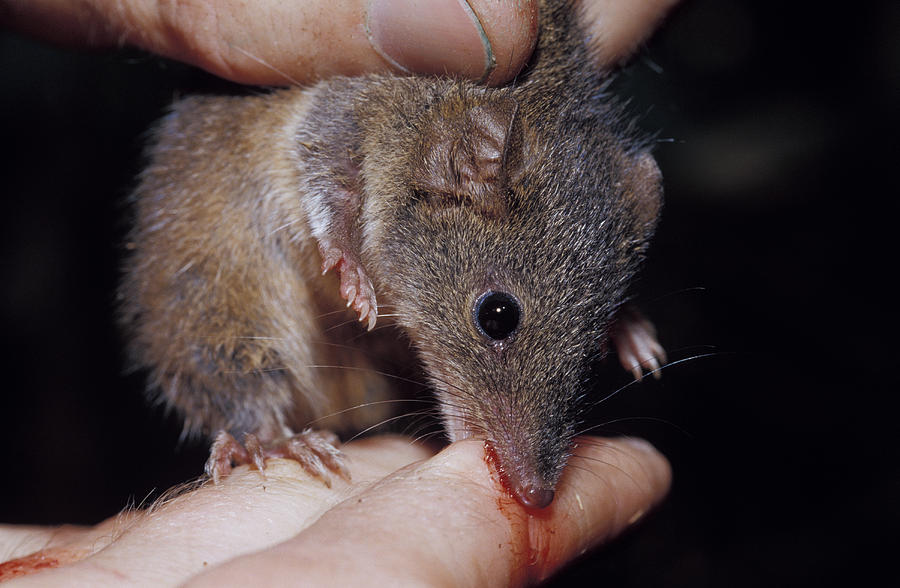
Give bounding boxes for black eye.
[475,291,521,340]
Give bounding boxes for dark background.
[1,0,897,585]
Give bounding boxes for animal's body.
[120,0,665,508]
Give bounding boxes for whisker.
[411,429,448,445]
[567,454,643,490]
[228,43,302,87]
[346,412,430,441]
[268,218,303,237]
[315,308,357,321]
[577,416,691,438]
[322,317,370,333]
[304,364,431,389]
[648,286,708,303]
[399,413,443,440]
[306,398,430,427]
[347,323,396,342]
[590,351,722,408]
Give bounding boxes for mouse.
[118,0,666,509]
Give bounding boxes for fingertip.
[424,437,672,583]
[524,436,672,581]
[572,436,673,510]
[615,436,673,499]
[467,0,540,85]
[579,0,682,67]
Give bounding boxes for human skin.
[0,0,679,85]
[0,437,670,585]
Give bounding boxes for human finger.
[0,436,434,585]
[0,0,539,86]
[186,436,671,586]
[579,0,681,67]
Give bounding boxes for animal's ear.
[466,99,520,170]
[415,97,520,219]
[623,151,663,236]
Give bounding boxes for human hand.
[1,0,678,85]
[0,436,670,585]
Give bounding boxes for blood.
[481,440,559,584]
[482,439,515,501]
[0,551,61,581]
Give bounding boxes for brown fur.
[120,0,663,505]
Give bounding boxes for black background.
[1,0,897,585]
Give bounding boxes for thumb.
[1,0,539,86]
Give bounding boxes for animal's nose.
[514,482,555,509]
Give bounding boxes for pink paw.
[264,429,350,486]
[319,243,377,331]
[205,430,266,485]
[610,306,667,381]
[205,429,350,487]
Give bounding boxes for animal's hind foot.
[205,429,350,487]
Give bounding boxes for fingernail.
[366,0,495,82]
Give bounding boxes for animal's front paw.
[610,305,667,381]
[205,429,350,487]
[319,242,377,331]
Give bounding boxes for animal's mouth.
[437,387,559,509]
[484,440,556,509]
